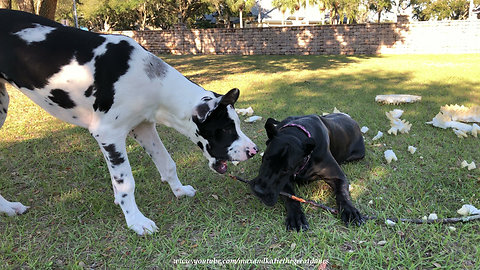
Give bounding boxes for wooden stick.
[229,175,337,214]
[229,174,480,225]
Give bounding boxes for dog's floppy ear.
[265,118,280,140]
[302,137,316,155]
[220,88,239,106]
[192,97,219,123]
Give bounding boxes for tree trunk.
[239,8,243,28]
[0,0,11,9]
[15,0,34,13]
[37,0,57,20]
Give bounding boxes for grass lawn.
[1,54,479,269]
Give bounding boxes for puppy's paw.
[285,209,309,232]
[0,201,29,216]
[339,203,364,226]
[126,212,158,235]
[173,185,196,198]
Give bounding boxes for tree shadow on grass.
[161,54,375,85]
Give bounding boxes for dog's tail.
[0,82,9,129]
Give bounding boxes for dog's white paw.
[0,201,29,216]
[126,213,158,235]
[173,185,196,198]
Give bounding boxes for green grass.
[1,54,479,269]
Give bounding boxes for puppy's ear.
[265,118,280,140]
[220,88,240,106]
[302,137,316,155]
[192,98,219,123]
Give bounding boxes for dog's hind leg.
[0,82,9,129]
[0,82,29,216]
[129,122,196,198]
[91,127,158,235]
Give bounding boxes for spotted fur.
[0,9,257,235]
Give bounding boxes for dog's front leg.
[322,171,364,226]
[283,181,309,232]
[0,194,29,216]
[129,122,196,198]
[92,130,158,235]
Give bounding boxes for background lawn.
[1,54,479,269]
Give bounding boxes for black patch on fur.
[0,9,106,90]
[84,85,94,97]
[144,54,167,79]
[48,89,76,109]
[194,104,238,160]
[103,144,125,166]
[197,142,204,150]
[93,40,133,113]
[122,194,127,198]
[193,103,212,122]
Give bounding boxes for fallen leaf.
[377,240,387,246]
[269,243,282,249]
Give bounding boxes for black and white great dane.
[250,114,365,231]
[0,9,257,235]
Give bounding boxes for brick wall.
[113,16,480,55]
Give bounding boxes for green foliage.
[225,0,256,12]
[411,0,479,20]
[368,0,394,22]
[52,0,480,29]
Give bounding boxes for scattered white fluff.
[428,213,438,220]
[244,116,262,123]
[407,145,417,154]
[333,107,341,113]
[461,160,476,170]
[368,200,374,205]
[375,94,422,104]
[388,109,404,119]
[232,161,239,166]
[422,216,428,221]
[384,150,398,164]
[426,106,480,138]
[457,204,480,216]
[260,152,264,157]
[448,226,456,231]
[360,126,369,133]
[377,240,387,246]
[453,129,468,138]
[468,162,477,170]
[472,124,480,138]
[385,219,396,226]
[440,104,480,123]
[372,131,383,140]
[235,106,254,116]
[386,109,412,135]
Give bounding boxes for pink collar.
[279,123,312,177]
[279,123,311,138]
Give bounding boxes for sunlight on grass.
[1,54,480,269]
[55,188,83,203]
